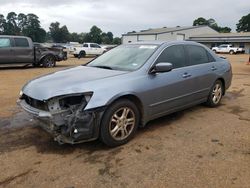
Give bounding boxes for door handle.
[211,66,217,71]
[182,73,192,78]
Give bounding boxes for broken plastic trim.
[47,92,93,113]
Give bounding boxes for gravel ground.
[0,54,250,188]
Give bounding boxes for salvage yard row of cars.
[0,35,66,67]
[0,35,114,67]
[17,40,232,147]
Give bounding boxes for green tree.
[49,22,60,42]
[106,31,113,43]
[216,26,231,33]
[0,14,6,34]
[17,13,27,33]
[236,13,250,32]
[78,32,87,43]
[89,25,102,43]
[70,32,80,42]
[49,22,70,43]
[193,17,209,26]
[101,32,110,44]
[112,37,121,45]
[193,17,231,33]
[60,25,70,42]
[5,12,19,35]
[22,14,46,42]
[45,32,52,42]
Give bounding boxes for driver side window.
[155,45,186,69]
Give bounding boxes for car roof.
[125,40,202,46]
[0,35,30,39]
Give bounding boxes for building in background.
[189,33,250,54]
[122,26,250,53]
[122,26,218,44]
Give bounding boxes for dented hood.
[22,66,127,100]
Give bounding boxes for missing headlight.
[59,95,85,109]
[47,93,93,113]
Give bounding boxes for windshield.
[87,44,158,71]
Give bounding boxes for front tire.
[100,99,139,147]
[229,50,234,55]
[206,80,224,107]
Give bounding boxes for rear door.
[184,44,217,101]
[90,43,103,55]
[0,37,14,63]
[12,38,34,63]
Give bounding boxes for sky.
[0,0,249,37]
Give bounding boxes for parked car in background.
[18,41,232,147]
[34,43,68,61]
[212,44,245,54]
[101,45,117,51]
[70,43,106,58]
[0,35,65,67]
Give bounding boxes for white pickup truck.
[212,44,245,55]
[70,43,106,58]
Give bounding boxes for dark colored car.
[34,43,68,61]
[19,41,232,147]
[0,35,65,67]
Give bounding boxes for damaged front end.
[18,92,105,144]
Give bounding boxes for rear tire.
[229,50,234,55]
[100,99,139,147]
[78,51,86,59]
[206,80,224,107]
[42,55,56,68]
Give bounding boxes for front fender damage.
[19,95,105,144]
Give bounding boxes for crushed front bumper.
[18,99,105,144]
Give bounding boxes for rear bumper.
[18,99,105,144]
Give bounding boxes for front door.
[143,45,196,119]
[0,37,14,64]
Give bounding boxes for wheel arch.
[106,94,145,126]
[79,50,86,54]
[217,77,225,95]
[39,53,56,63]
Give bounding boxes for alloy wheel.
[109,107,135,141]
[212,83,222,104]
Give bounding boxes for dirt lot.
[0,55,250,188]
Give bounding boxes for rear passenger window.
[155,45,186,69]
[186,45,209,65]
[14,38,29,47]
[0,38,11,48]
[90,44,101,48]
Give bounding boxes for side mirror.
[150,62,173,74]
